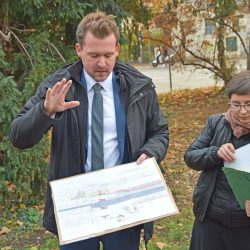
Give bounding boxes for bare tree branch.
[0,30,11,42]
[8,26,36,33]
[144,34,223,79]
[47,41,66,63]
[6,26,34,68]
[218,20,249,55]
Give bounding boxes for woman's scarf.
[225,109,250,138]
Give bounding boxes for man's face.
[75,31,120,82]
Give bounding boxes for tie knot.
[93,83,102,92]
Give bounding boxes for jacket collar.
[43,60,153,102]
[114,60,154,97]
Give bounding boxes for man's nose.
[97,56,106,67]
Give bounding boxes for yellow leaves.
[154,12,178,30]
[202,40,213,48]
[0,226,11,235]
[9,205,18,212]
[4,181,16,193]
[156,242,167,249]
[155,225,165,230]
[144,0,169,13]
[16,220,23,226]
[19,204,26,209]
[159,86,224,108]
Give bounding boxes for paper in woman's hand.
[223,143,250,210]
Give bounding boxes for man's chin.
[94,73,109,82]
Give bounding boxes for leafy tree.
[0,45,50,205]
[120,0,152,61]
[0,0,91,91]
[146,0,250,84]
[0,0,91,205]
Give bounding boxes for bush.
[0,46,50,206]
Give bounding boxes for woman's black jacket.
[184,114,234,222]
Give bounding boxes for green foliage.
[0,75,20,137]
[41,238,58,250]
[212,0,237,19]
[0,136,49,205]
[18,207,42,229]
[0,46,49,205]
[6,0,90,28]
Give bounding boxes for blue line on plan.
[58,185,165,213]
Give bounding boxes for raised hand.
[217,143,236,162]
[44,78,80,116]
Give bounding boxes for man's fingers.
[52,79,72,96]
[62,80,72,95]
[44,79,78,115]
[136,153,149,164]
[64,101,80,110]
[45,87,52,99]
[50,82,61,96]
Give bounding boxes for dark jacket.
[184,114,232,222]
[10,60,168,239]
[184,113,250,224]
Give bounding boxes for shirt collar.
[84,69,113,93]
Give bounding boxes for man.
[10,11,168,250]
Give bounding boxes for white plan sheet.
[50,158,179,245]
[224,143,250,173]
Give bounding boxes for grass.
[0,86,228,250]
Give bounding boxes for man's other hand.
[136,153,150,164]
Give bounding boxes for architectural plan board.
[50,157,179,245]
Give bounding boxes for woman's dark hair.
[225,70,250,98]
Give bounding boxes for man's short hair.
[76,11,120,46]
[225,70,250,98]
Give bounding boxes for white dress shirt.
[84,70,120,172]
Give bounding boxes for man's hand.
[136,153,150,164]
[217,143,236,162]
[44,78,80,116]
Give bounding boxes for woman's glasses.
[228,103,250,112]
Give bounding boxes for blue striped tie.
[91,83,104,171]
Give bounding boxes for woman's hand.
[217,143,236,162]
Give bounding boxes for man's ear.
[116,42,120,55]
[75,43,82,57]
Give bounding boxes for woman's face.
[229,93,250,124]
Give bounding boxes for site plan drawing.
[50,157,179,245]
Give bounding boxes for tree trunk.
[248,0,250,69]
[217,24,227,81]
[247,49,250,70]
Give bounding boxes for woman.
[184,70,250,250]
